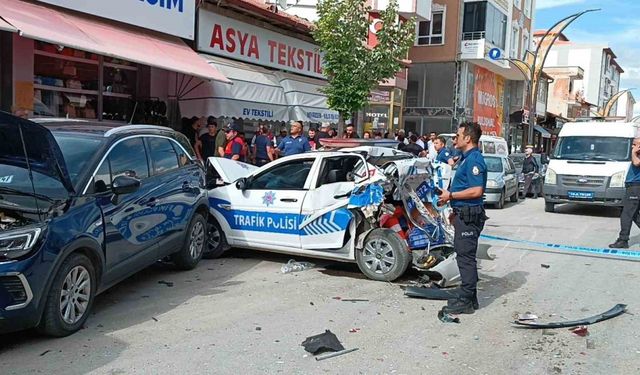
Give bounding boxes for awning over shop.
[275,72,340,124]
[534,125,552,138]
[0,0,229,83]
[179,55,289,121]
[0,16,17,33]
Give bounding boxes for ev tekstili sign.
[198,11,324,79]
[37,0,196,39]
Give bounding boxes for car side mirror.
[236,177,248,191]
[112,175,140,195]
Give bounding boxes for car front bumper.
[544,184,625,207]
[483,188,503,204]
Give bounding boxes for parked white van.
[543,121,640,212]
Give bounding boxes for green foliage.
[313,0,415,119]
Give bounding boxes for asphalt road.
[1,199,639,375]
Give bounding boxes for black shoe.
[442,297,475,315]
[609,240,629,249]
[532,195,538,199]
[472,291,479,310]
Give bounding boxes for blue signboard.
[488,48,502,60]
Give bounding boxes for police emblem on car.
[262,191,276,207]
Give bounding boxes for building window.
[462,1,507,50]
[417,11,445,45]
[514,0,522,9]
[510,26,520,59]
[522,32,530,58]
[524,0,532,18]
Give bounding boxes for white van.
[440,134,508,156]
[543,121,639,212]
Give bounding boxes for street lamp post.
[502,9,599,147]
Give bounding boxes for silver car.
[483,155,519,209]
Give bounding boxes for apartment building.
[534,31,625,114]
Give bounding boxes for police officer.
[277,121,311,157]
[610,137,640,249]
[438,122,488,314]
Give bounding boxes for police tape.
[480,234,640,261]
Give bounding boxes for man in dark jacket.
[404,135,426,157]
[522,146,539,199]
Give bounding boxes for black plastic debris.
[514,304,627,329]
[158,280,174,287]
[541,264,551,269]
[405,285,462,300]
[315,348,359,361]
[438,309,460,324]
[342,299,369,302]
[301,330,345,354]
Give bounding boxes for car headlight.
[0,226,43,260]
[486,179,499,188]
[610,170,626,188]
[545,168,557,185]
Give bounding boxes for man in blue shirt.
[610,138,640,248]
[438,122,488,315]
[252,125,273,166]
[277,121,311,157]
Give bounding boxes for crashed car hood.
[207,157,258,184]
[0,114,74,193]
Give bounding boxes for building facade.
[534,32,625,114]
[405,0,535,141]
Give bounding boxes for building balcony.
[369,0,431,21]
[462,31,486,41]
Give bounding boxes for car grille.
[561,175,606,188]
[0,275,28,305]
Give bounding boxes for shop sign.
[305,111,340,122]
[473,66,502,136]
[368,90,391,103]
[198,11,324,79]
[37,0,196,39]
[461,39,485,60]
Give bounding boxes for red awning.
[0,0,229,83]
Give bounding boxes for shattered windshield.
[553,136,631,161]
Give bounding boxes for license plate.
[568,191,594,199]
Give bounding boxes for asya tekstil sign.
[198,11,323,79]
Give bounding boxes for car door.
[144,136,203,258]
[91,137,160,281]
[503,158,517,197]
[300,155,366,250]
[213,158,316,249]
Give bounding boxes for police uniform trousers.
[452,205,487,297]
[618,184,640,241]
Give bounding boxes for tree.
[313,0,415,130]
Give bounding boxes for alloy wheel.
[207,224,221,251]
[59,266,91,325]
[189,221,205,259]
[362,239,396,274]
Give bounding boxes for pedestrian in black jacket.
[522,146,539,198]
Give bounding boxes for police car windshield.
[552,136,631,162]
[484,156,504,173]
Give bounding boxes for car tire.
[37,253,96,337]
[356,228,411,282]
[203,217,227,259]
[545,202,555,213]
[495,190,505,209]
[510,189,518,202]
[172,213,206,270]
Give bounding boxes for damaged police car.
[0,113,209,336]
[206,145,468,283]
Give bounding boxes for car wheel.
[37,253,96,337]
[495,190,505,209]
[510,189,518,202]
[545,202,555,213]
[203,217,227,259]
[356,228,411,281]
[172,213,206,270]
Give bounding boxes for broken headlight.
[0,225,44,260]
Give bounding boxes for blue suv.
[0,113,209,336]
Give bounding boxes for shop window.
[416,11,444,45]
[33,42,138,121]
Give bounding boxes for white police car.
[204,150,463,282]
